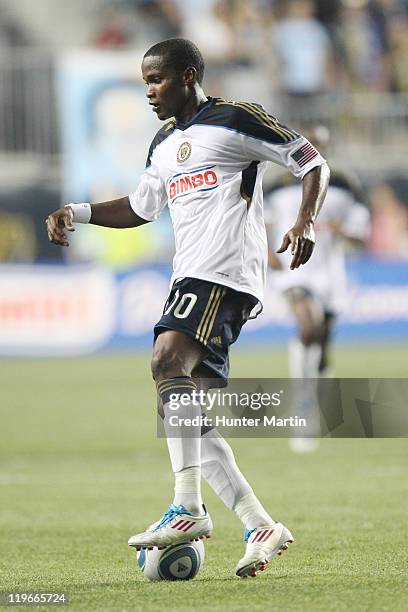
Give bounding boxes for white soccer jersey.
[264,170,370,313]
[128,97,325,305]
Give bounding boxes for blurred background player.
[264,125,370,451]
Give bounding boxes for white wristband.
[65,202,92,224]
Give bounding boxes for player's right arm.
[46,197,148,247]
[47,126,170,247]
[47,130,169,247]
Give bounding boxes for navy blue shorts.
[154,277,258,385]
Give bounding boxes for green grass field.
[1,345,407,611]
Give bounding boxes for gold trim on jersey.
[238,101,295,141]
[164,118,176,131]
[215,98,297,143]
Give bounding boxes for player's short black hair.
[144,38,205,85]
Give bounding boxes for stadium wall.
[0,256,407,356]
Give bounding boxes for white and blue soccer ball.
[137,540,205,581]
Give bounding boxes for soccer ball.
[137,540,205,581]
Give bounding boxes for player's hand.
[277,222,315,270]
[46,206,75,247]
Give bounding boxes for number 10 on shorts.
[164,290,198,319]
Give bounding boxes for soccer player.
[264,126,369,451]
[46,39,330,577]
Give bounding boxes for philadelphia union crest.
[177,141,192,163]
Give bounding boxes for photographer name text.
[167,415,307,428]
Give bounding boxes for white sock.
[159,389,274,522]
[289,339,322,378]
[289,340,321,438]
[163,397,203,515]
[234,491,275,530]
[173,467,203,515]
[200,429,252,509]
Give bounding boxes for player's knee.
[299,323,322,346]
[300,329,314,345]
[151,345,189,381]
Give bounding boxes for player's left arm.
[235,104,330,269]
[278,162,330,269]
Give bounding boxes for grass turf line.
[0,346,407,611]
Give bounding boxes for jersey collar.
[175,96,215,129]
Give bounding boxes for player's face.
[142,56,188,121]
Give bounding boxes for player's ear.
[183,67,197,86]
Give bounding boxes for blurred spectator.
[92,0,182,50]
[93,5,130,48]
[183,0,267,66]
[225,0,273,100]
[269,0,334,116]
[181,0,268,100]
[369,182,408,258]
[138,0,182,44]
[386,14,408,92]
[0,3,31,47]
[314,0,342,30]
[336,0,389,92]
[182,0,238,64]
[230,0,267,66]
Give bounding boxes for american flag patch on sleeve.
[291,142,319,167]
